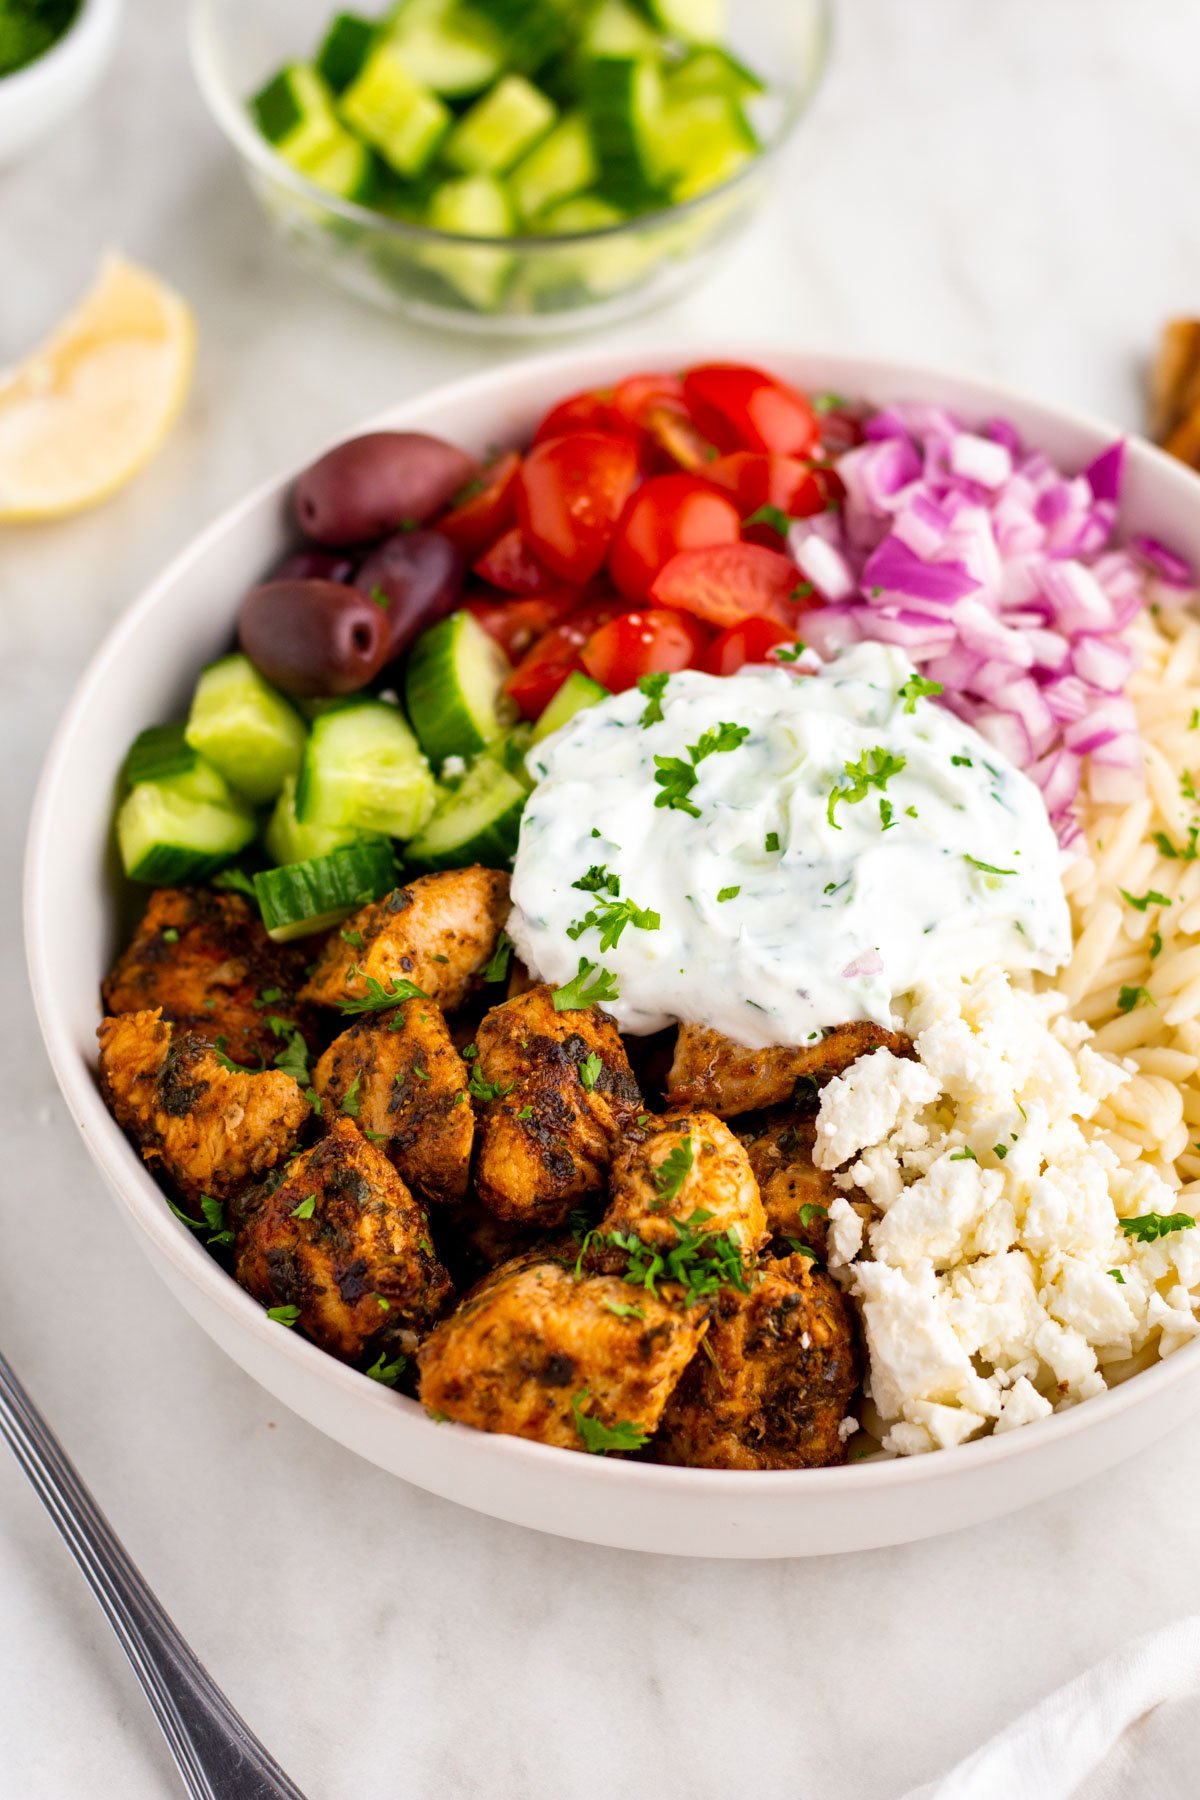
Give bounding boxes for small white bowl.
[0,0,121,168]
[25,345,1200,1558]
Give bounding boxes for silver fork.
[0,1347,308,1800]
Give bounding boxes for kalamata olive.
[293,432,479,546]
[271,547,355,584]
[239,579,387,697]
[353,529,466,659]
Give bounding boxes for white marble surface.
[4,1,1200,1794]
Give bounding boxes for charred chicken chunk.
[655,1252,859,1471]
[235,1116,451,1360]
[417,1254,708,1450]
[102,887,315,1069]
[667,1021,912,1117]
[471,985,641,1227]
[737,1112,837,1252]
[596,1111,767,1269]
[97,1008,309,1202]
[300,867,510,1012]
[313,1000,472,1206]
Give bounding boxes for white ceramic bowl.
[0,0,121,167]
[26,346,1200,1558]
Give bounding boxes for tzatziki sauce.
[507,642,1071,1049]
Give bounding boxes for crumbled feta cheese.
[814,1049,940,1169]
[837,1415,859,1443]
[826,1196,865,1268]
[993,1376,1053,1433]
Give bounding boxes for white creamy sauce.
[507,643,1071,1049]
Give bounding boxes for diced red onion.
[843,950,884,980]
[950,433,1013,489]
[1070,634,1135,693]
[1130,534,1193,588]
[1084,441,1125,503]
[789,530,855,601]
[1031,747,1083,817]
[862,536,979,605]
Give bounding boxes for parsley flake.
[717,885,740,903]
[765,830,781,853]
[571,1391,649,1455]
[1120,888,1172,913]
[567,893,660,951]
[638,670,670,726]
[827,746,907,830]
[483,930,513,984]
[1120,1210,1195,1242]
[340,1071,362,1118]
[653,1134,694,1204]
[744,502,790,536]
[578,1051,603,1092]
[365,1350,407,1386]
[774,640,808,663]
[572,864,620,897]
[552,957,620,1011]
[1118,985,1154,1014]
[964,855,1016,877]
[161,927,179,943]
[337,970,429,1013]
[897,673,943,712]
[291,1194,316,1220]
[267,1305,301,1327]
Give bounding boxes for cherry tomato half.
[706,452,843,521]
[683,363,821,458]
[703,617,797,676]
[580,608,709,692]
[434,452,521,561]
[607,473,742,602]
[466,589,581,663]
[533,389,627,445]
[649,542,805,629]
[473,525,556,595]
[609,372,687,435]
[517,432,640,585]
[503,598,623,719]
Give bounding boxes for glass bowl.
[187,0,831,337]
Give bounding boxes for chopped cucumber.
[254,838,397,942]
[295,699,437,840]
[184,654,307,806]
[667,98,758,201]
[122,723,198,791]
[533,195,659,295]
[265,776,363,867]
[340,42,451,176]
[117,763,257,886]
[404,611,513,767]
[509,111,596,220]
[582,55,665,207]
[387,8,505,97]
[406,754,526,870]
[442,74,557,176]
[469,0,574,73]
[297,130,379,203]
[251,63,341,162]
[423,174,516,308]
[316,13,377,93]
[638,0,725,45]
[664,46,765,104]
[582,0,661,57]
[531,670,608,743]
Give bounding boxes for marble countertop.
[5,2,1200,1794]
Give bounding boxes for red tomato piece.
[706,452,843,521]
[503,599,623,719]
[609,372,687,434]
[642,404,718,472]
[649,543,805,629]
[683,363,821,458]
[434,452,521,561]
[466,590,580,663]
[607,473,742,602]
[580,608,709,692]
[702,617,797,676]
[533,389,625,445]
[517,432,640,585]
[473,526,556,595]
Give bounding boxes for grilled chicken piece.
[417,1253,709,1450]
[313,1000,472,1206]
[655,1252,859,1471]
[1150,318,1200,459]
[667,1021,912,1118]
[236,1115,452,1360]
[471,985,641,1227]
[97,1008,309,1202]
[594,1111,767,1269]
[300,867,510,1013]
[102,887,315,1068]
[737,1112,837,1252]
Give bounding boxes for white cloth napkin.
[900,1615,1200,1800]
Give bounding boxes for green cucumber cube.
[442,74,557,176]
[340,42,451,177]
[184,654,307,806]
[509,112,597,221]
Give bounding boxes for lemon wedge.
[0,254,195,522]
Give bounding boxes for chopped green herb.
[608,1210,750,1302]
[212,868,256,899]
[828,746,907,830]
[365,1349,407,1386]
[161,927,179,943]
[304,1086,323,1116]
[897,674,943,712]
[1118,985,1155,1014]
[951,755,973,768]
[1191,709,1200,730]
[950,1147,978,1162]
[1183,771,1198,803]
[813,392,847,413]
[367,584,390,610]
[1120,888,1172,913]
[571,1391,649,1455]
[483,930,513,984]
[993,1143,1007,1160]
[1108,1268,1126,1284]
[340,927,365,950]
[578,1050,603,1092]
[374,1294,390,1311]
[653,1134,694,1204]
[603,1300,645,1319]
[765,831,781,853]
[337,970,428,1013]
[340,1071,362,1118]
[468,1067,514,1102]
[879,799,895,832]
[1153,826,1200,862]
[572,864,620,897]
[744,503,790,536]
[654,721,750,817]
[211,1036,253,1074]
[552,956,620,1012]
[965,855,1016,877]
[717,885,740,903]
[291,1194,316,1220]
[272,1027,310,1087]
[518,1104,534,1121]
[1151,931,1163,959]
[774,639,809,664]
[637,670,670,726]
[267,1305,301,1327]
[567,893,660,952]
[1119,1210,1196,1242]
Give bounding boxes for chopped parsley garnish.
[1120,1211,1195,1242]
[1118,985,1155,1014]
[717,885,740,903]
[951,755,973,768]
[879,799,895,832]
[774,640,808,663]
[468,1067,514,1102]
[1151,931,1163,959]
[798,1202,827,1227]
[608,1210,751,1302]
[212,868,256,899]
[518,1104,534,1121]
[552,956,620,1011]
[964,855,1016,877]
[653,1134,694,1204]
[813,391,847,413]
[1120,888,1172,912]
[570,1391,649,1455]
[765,831,781,853]
[572,863,620,896]
[578,1050,603,1092]
[1183,771,1198,803]
[483,930,513,984]
[567,893,660,951]
[267,1305,301,1327]
[374,1294,390,1311]
[637,670,670,726]
[258,986,284,1006]
[337,970,429,1013]
[304,1086,323,1116]
[272,1026,310,1087]
[827,746,907,830]
[1153,827,1200,862]
[412,1063,430,1082]
[1192,709,1200,730]
[365,1349,407,1386]
[744,502,790,536]
[291,1194,316,1220]
[604,1300,646,1319]
[340,1071,362,1118]
[168,1194,233,1249]
[897,673,944,712]
[161,927,179,943]
[654,721,750,817]
[367,584,390,610]
[341,927,365,950]
[1108,1268,1126,1284]
[211,1036,253,1074]
[950,1147,978,1162]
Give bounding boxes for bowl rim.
[185,0,832,251]
[25,339,1200,1502]
[0,0,121,99]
